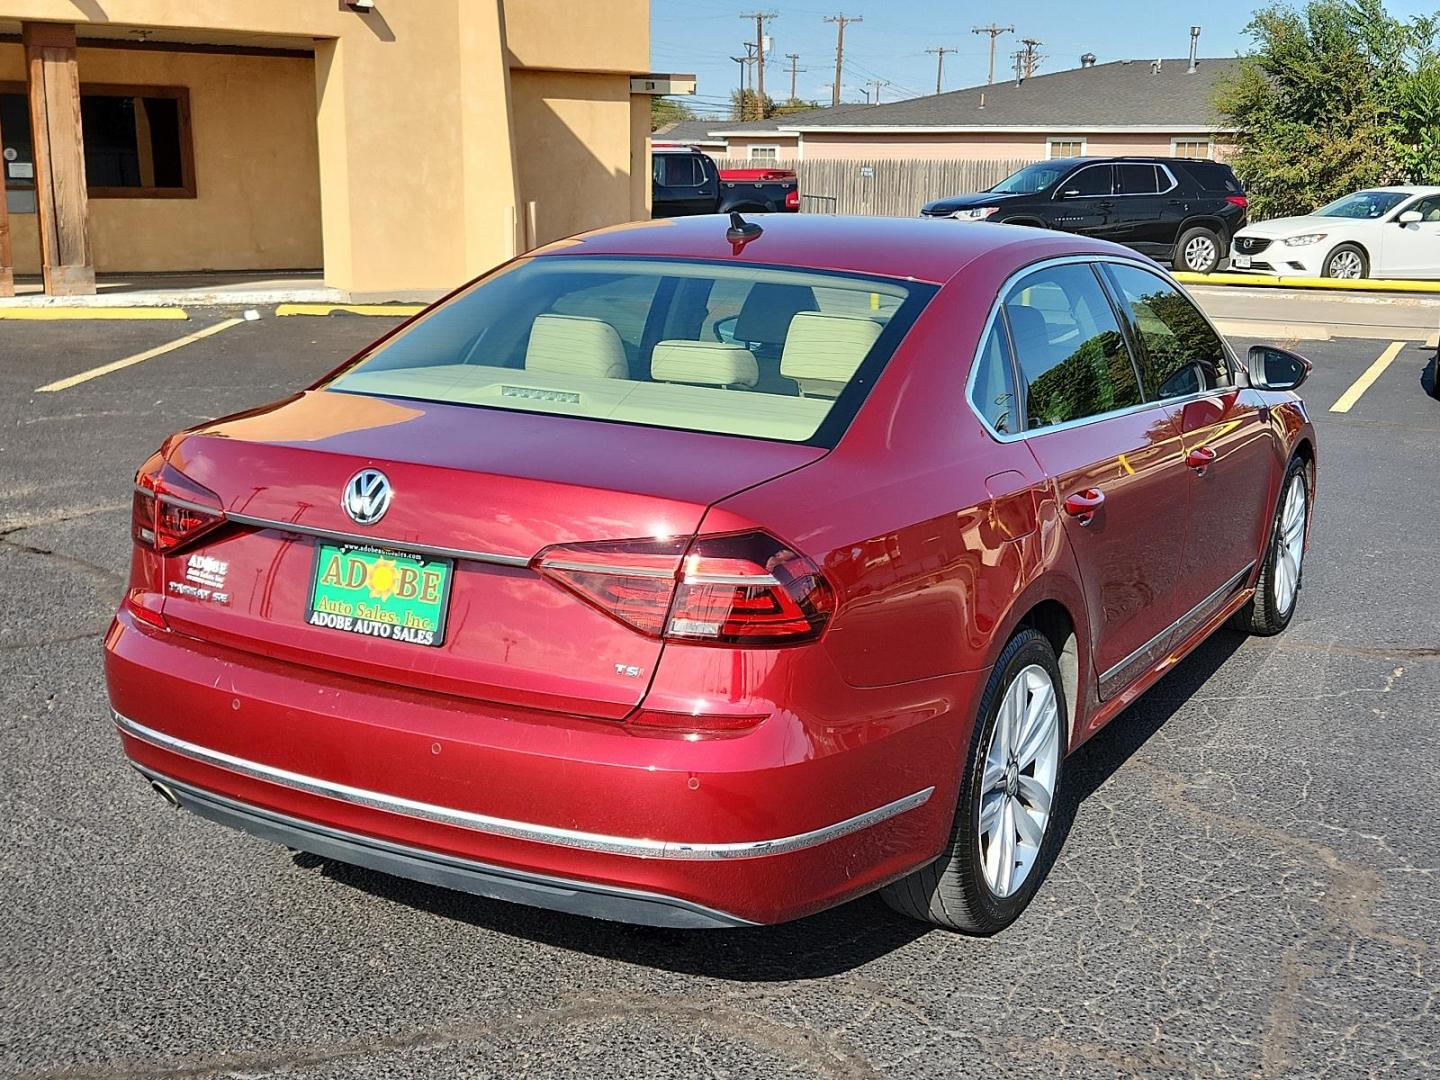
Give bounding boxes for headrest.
[779,313,883,396]
[734,283,818,345]
[525,314,628,379]
[651,340,760,388]
[1004,304,1051,357]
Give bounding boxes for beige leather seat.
[650,340,759,389]
[779,312,883,398]
[525,314,629,379]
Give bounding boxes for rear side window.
[1116,164,1161,196]
[970,324,1018,435]
[1003,264,1141,429]
[1103,264,1231,399]
[655,155,702,187]
[327,256,933,446]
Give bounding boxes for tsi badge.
[342,469,393,526]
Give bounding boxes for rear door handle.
[1063,488,1106,525]
[1187,446,1217,473]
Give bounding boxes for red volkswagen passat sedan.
[106,215,1316,933]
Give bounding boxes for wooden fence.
[712,156,1037,217]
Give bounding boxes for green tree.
[1218,0,1440,218]
[650,96,696,131]
[729,88,777,121]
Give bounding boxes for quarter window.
[1102,264,1231,399]
[970,323,1018,435]
[1003,264,1142,429]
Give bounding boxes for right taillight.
[1226,194,1248,209]
[132,458,227,554]
[533,530,834,646]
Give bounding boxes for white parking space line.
[35,318,246,393]
[1329,340,1407,414]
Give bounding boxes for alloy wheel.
[1273,473,1307,616]
[1328,251,1364,279]
[1185,236,1218,271]
[978,663,1062,898]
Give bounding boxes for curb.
[275,303,426,317]
[0,307,189,321]
[1175,271,1440,294]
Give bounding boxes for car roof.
[529,214,1133,286]
[1357,186,1440,195]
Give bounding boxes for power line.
[824,13,862,108]
[971,23,1014,85]
[925,45,958,95]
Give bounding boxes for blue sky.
[651,0,1439,116]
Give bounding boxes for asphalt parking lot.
[2,310,1438,1079]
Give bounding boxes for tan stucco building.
[0,1,683,299]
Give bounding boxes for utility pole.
[785,52,805,102]
[1020,38,1044,79]
[1011,49,1025,86]
[824,14,861,108]
[731,55,749,120]
[868,78,886,104]
[971,23,1013,85]
[741,12,777,118]
[925,45,958,94]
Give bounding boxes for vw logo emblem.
[342,469,393,526]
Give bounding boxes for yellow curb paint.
[36,318,246,393]
[1329,341,1407,414]
[1175,271,1440,294]
[275,303,425,317]
[0,307,188,320]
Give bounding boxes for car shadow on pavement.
[308,629,1251,981]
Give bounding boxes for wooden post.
[0,102,12,298]
[23,22,94,296]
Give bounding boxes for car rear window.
[326,257,934,446]
[1181,161,1243,194]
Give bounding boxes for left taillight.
[533,529,834,647]
[1226,194,1249,209]
[132,459,227,554]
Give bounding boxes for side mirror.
[1399,210,1423,225]
[1247,345,1312,391]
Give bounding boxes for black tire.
[1231,455,1310,636]
[1425,353,1440,400]
[1322,243,1369,280]
[1174,226,1223,273]
[880,628,1067,934]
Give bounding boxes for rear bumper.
[106,610,978,925]
[137,765,754,929]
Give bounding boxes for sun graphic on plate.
[367,557,399,601]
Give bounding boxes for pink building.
[654,57,1238,164]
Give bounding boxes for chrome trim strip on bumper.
[225,512,532,569]
[136,485,533,568]
[138,766,757,929]
[113,711,934,861]
[1098,561,1256,686]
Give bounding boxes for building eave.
[778,124,1237,135]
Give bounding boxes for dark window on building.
[0,83,194,199]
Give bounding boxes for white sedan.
[1229,186,1440,280]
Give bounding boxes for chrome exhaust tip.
[150,779,180,809]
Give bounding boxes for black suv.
[921,156,1248,274]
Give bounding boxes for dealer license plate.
[307,543,453,648]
